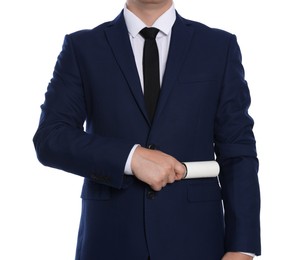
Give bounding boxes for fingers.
[174,162,187,180]
[150,180,167,191]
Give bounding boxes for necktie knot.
[140,27,159,40]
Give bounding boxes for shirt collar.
[123,4,176,38]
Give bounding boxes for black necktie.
[140,27,160,122]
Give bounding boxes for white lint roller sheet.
[183,161,220,179]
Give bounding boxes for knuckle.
[168,178,175,184]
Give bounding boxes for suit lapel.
[155,14,194,120]
[105,12,150,123]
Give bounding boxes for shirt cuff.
[124,144,139,175]
[240,252,255,257]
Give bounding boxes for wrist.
[124,144,140,175]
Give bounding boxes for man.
[33,0,261,259]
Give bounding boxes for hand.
[131,146,186,191]
[222,252,253,260]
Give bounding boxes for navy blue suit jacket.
[33,11,261,260]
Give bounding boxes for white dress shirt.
[123,4,176,91]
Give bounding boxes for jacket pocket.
[81,179,111,201]
[187,179,221,202]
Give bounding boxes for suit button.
[147,144,156,150]
[147,190,155,199]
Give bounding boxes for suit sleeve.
[33,35,134,189]
[214,35,261,255]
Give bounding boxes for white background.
[1,0,296,259]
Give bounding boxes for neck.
[126,1,173,26]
